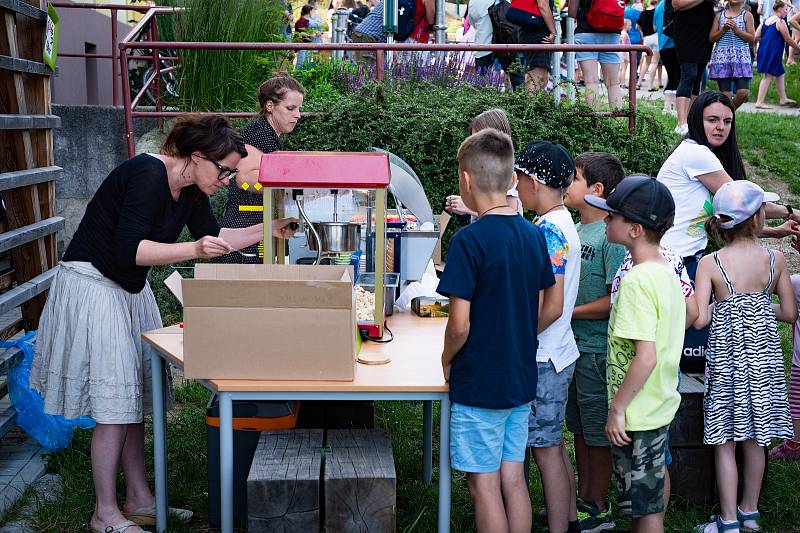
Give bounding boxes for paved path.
[634,89,800,115]
[0,425,47,517]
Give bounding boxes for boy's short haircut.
[457,128,515,194]
[575,152,626,198]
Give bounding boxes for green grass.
[26,383,800,532]
[171,0,291,112]
[747,62,800,107]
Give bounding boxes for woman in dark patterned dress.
[213,75,306,263]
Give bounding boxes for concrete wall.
[53,104,158,248]
[50,3,133,106]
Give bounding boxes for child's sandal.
[737,508,761,532]
[696,516,740,532]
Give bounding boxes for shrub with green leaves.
[288,83,672,230]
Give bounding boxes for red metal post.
[112,8,118,106]
[149,21,162,127]
[376,48,385,82]
[628,51,636,134]
[119,47,136,157]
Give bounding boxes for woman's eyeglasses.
[199,155,238,180]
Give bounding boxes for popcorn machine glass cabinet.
[258,151,392,337]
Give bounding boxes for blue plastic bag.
[3,332,95,451]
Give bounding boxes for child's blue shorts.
[450,402,530,473]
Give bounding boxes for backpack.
[586,0,624,32]
[662,0,675,37]
[489,0,523,60]
[395,0,417,41]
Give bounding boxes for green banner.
[382,0,397,35]
[43,2,59,70]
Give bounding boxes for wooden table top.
[142,313,449,393]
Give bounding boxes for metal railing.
[119,7,653,156]
[50,2,177,106]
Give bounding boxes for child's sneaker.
[577,500,615,532]
[769,440,800,461]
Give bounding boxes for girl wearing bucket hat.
[692,180,797,533]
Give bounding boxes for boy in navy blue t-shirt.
[438,128,558,533]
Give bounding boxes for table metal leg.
[219,393,234,533]
[151,353,168,533]
[438,395,451,533]
[423,400,433,485]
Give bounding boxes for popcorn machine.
[258,151,392,338]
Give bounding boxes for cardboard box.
[431,212,451,269]
[177,264,357,381]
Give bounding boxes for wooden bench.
[325,429,397,533]
[669,372,771,505]
[247,429,323,532]
[668,373,715,504]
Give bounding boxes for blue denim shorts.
[450,402,530,473]
[528,360,576,447]
[575,32,622,64]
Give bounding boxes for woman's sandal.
[90,519,150,533]
[695,515,740,532]
[737,508,761,532]
[123,504,193,526]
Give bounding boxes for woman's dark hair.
[705,213,758,245]
[257,74,306,116]
[685,91,746,181]
[161,114,247,160]
[301,4,314,16]
[773,0,786,10]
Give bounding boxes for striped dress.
[703,250,794,446]
[708,8,753,81]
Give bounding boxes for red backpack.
[586,0,624,32]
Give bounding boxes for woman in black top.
[671,0,716,134]
[29,116,295,533]
[213,74,306,263]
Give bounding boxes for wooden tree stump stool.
[669,373,715,504]
[247,429,323,532]
[325,429,397,533]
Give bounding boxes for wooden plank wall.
[0,0,61,335]
[0,0,62,439]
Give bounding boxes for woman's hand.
[194,235,233,259]
[272,217,300,239]
[445,195,477,217]
[767,219,800,239]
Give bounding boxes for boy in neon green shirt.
[585,175,685,533]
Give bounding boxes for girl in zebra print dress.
[692,181,796,533]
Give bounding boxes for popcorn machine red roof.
[259,151,392,338]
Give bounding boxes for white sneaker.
[674,123,688,135]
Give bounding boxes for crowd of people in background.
[287,0,800,115]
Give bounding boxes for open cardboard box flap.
[163,264,358,381]
[182,264,354,309]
